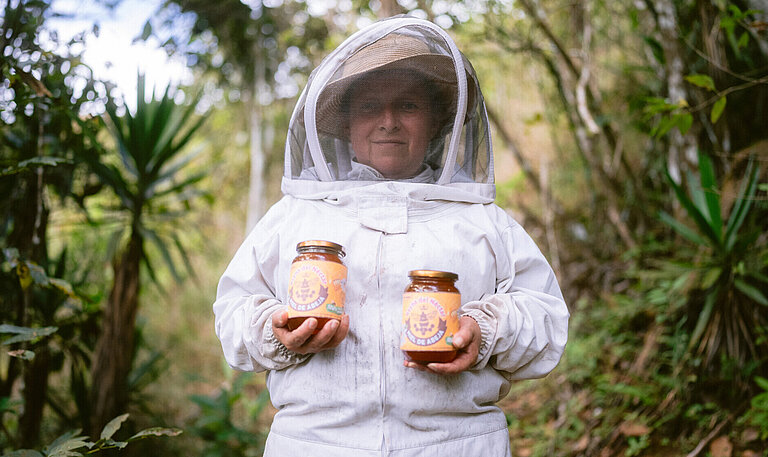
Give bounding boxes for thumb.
[273,309,289,328]
[452,330,468,349]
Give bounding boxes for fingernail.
[453,337,463,347]
[307,319,317,329]
[329,320,339,330]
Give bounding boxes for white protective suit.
[214,16,569,457]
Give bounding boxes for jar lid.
[408,270,458,281]
[296,240,345,257]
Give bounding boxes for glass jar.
[286,240,347,333]
[400,270,460,363]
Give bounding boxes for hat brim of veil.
[314,53,477,140]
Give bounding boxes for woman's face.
[347,71,437,179]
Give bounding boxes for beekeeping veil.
[282,16,494,203]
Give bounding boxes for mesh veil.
[284,17,492,189]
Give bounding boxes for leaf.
[0,325,58,345]
[696,151,722,239]
[652,115,678,138]
[48,278,77,299]
[126,427,183,442]
[141,20,152,41]
[747,270,768,285]
[685,74,716,91]
[711,96,727,123]
[643,36,665,64]
[724,160,760,251]
[688,291,717,352]
[734,279,768,306]
[659,211,708,246]
[701,267,722,289]
[755,376,768,391]
[0,157,69,177]
[44,430,89,457]
[665,168,721,246]
[7,349,35,360]
[676,113,693,134]
[737,31,749,49]
[143,229,180,282]
[101,439,128,450]
[100,413,129,440]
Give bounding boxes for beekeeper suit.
[214,16,569,457]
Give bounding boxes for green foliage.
[1,414,181,457]
[75,73,210,284]
[739,377,768,441]
[188,372,270,457]
[658,151,767,373]
[642,97,693,138]
[0,246,98,447]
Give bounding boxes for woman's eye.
[356,102,379,114]
[400,102,420,112]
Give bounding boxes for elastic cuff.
[263,318,309,366]
[460,308,494,365]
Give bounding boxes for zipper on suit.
[374,232,389,455]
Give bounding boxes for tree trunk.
[89,231,142,436]
[11,116,51,447]
[246,44,266,233]
[378,0,404,17]
[19,346,50,448]
[652,0,699,181]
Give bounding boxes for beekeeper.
[213,16,569,457]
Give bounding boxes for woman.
[214,16,569,457]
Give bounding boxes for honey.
[401,270,460,363]
[286,240,347,333]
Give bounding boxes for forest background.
[1,0,767,456]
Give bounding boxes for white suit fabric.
[213,16,569,457]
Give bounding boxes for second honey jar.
[286,240,347,333]
[400,270,460,363]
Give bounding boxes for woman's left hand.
[404,316,481,374]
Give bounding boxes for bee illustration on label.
[288,264,329,311]
[404,296,448,347]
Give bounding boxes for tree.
[80,74,209,434]
[148,0,330,231]
[1,0,105,447]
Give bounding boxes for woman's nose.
[378,105,399,131]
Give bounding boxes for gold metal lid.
[407,270,458,281]
[296,240,345,257]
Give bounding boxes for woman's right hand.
[272,310,350,354]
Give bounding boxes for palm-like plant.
[80,74,209,433]
[660,151,767,379]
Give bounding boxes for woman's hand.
[272,310,350,355]
[404,316,481,374]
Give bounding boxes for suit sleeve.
[461,220,569,380]
[212,201,309,372]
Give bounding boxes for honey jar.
[286,240,347,333]
[401,270,460,363]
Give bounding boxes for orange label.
[400,292,460,351]
[287,260,347,320]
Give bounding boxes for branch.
[516,0,580,78]
[484,104,543,194]
[685,416,731,457]
[576,16,600,136]
[691,75,768,112]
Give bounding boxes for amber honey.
[401,270,460,363]
[286,240,347,334]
